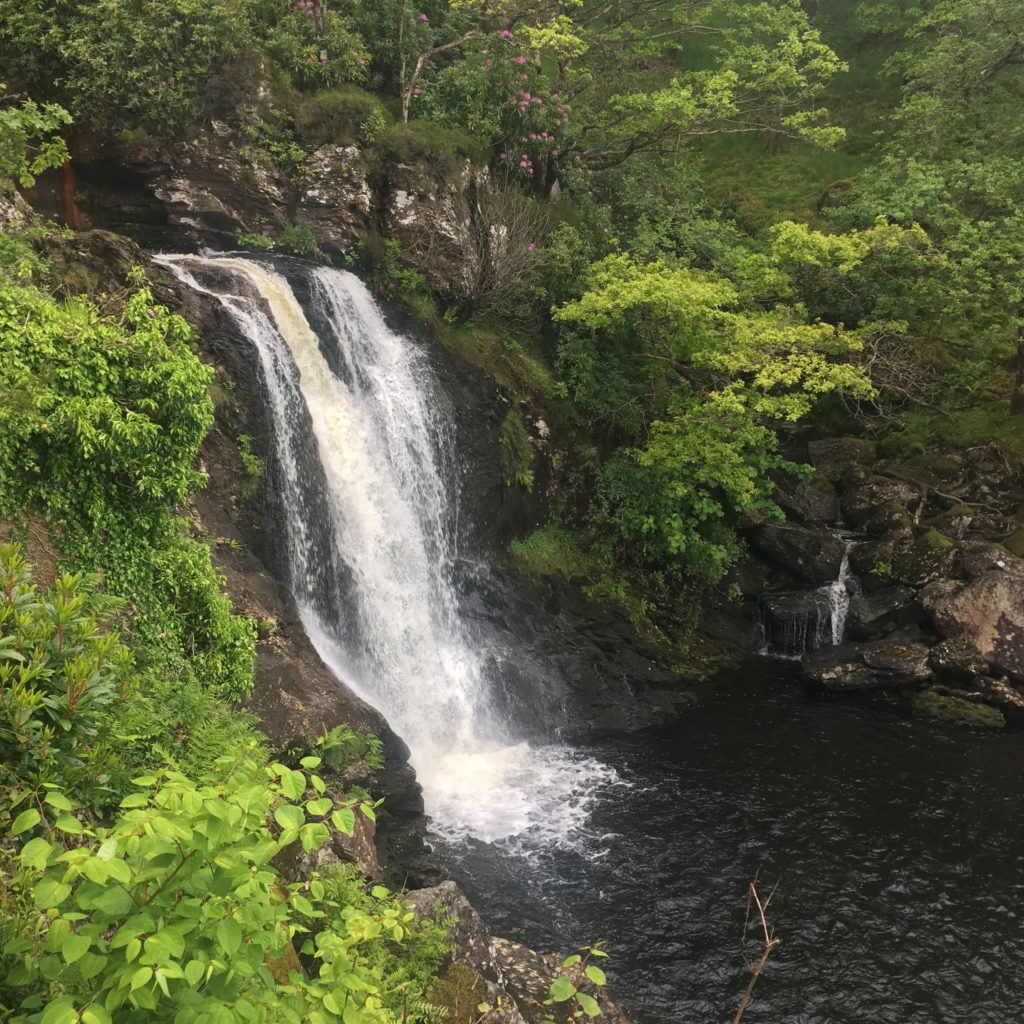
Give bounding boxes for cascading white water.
[157,253,616,844]
[761,537,860,657]
[821,542,855,646]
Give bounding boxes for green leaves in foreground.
[542,943,610,1021]
[3,756,395,1024]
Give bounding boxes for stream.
[443,663,1024,1024]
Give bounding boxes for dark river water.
[440,662,1024,1024]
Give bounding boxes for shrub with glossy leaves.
[2,754,407,1024]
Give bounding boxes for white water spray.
[157,254,616,844]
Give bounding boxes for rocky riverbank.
[747,436,1024,727]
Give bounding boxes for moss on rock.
[911,689,1004,729]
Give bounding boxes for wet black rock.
[802,639,932,690]
[753,522,846,584]
[807,437,878,482]
[773,469,839,524]
[892,529,961,587]
[927,638,989,683]
[846,586,917,640]
[841,475,923,529]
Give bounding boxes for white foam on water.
[157,253,617,848]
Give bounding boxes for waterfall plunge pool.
[439,662,1024,1024]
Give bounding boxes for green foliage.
[498,410,534,490]
[237,434,266,480]
[541,943,611,1022]
[1,756,410,1024]
[0,546,131,814]
[281,220,323,259]
[553,247,873,581]
[0,279,212,522]
[263,1,368,89]
[317,866,451,1020]
[239,113,309,180]
[285,724,384,774]
[236,231,274,251]
[0,248,256,704]
[0,90,70,189]
[292,86,391,147]
[0,0,259,138]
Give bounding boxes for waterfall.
[761,537,859,657]
[822,543,855,646]
[157,253,615,845]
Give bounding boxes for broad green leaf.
[216,918,242,957]
[40,996,78,1024]
[130,966,153,991]
[21,836,53,870]
[184,960,205,986]
[585,965,607,986]
[12,808,40,835]
[562,954,582,968]
[549,976,577,1002]
[371,885,389,900]
[274,804,304,832]
[62,932,91,965]
[54,814,84,835]
[577,992,602,1017]
[43,791,73,811]
[331,808,355,834]
[34,876,71,909]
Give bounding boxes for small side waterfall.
[761,537,859,658]
[157,254,615,845]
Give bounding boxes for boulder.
[406,882,497,979]
[807,437,877,482]
[923,504,975,540]
[1004,527,1024,559]
[961,542,1017,579]
[921,570,1024,681]
[802,639,931,690]
[911,689,1005,729]
[752,522,846,584]
[761,590,833,656]
[860,502,916,541]
[974,676,1024,713]
[927,639,989,683]
[849,536,900,582]
[846,586,917,640]
[861,641,932,682]
[840,475,923,528]
[891,529,961,587]
[491,938,631,1024]
[773,470,839,524]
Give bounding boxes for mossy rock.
[911,689,1004,729]
[1005,527,1024,559]
[892,529,960,586]
[428,963,488,1023]
[292,86,391,147]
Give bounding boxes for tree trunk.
[61,158,83,231]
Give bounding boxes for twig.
[732,881,781,1024]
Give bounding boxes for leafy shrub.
[292,85,391,147]
[371,122,486,173]
[264,3,368,89]
[0,545,132,816]
[1,754,414,1024]
[0,255,257,702]
[499,410,535,490]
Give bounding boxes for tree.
[553,242,874,579]
[842,0,1024,413]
